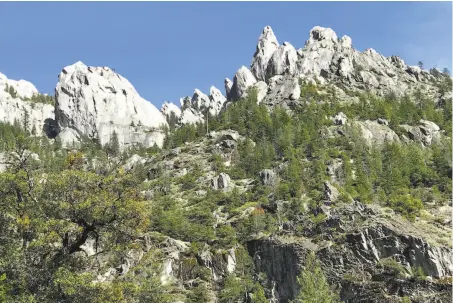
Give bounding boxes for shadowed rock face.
[54,61,168,149]
[246,202,452,303]
[251,26,280,82]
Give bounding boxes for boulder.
[259,169,277,186]
[334,112,347,125]
[211,173,232,192]
[354,120,400,145]
[122,154,147,171]
[399,120,441,146]
[56,127,81,148]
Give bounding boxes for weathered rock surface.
[56,127,81,148]
[179,107,205,125]
[224,78,233,100]
[54,61,167,149]
[354,120,400,145]
[211,172,232,192]
[266,42,298,80]
[0,72,54,136]
[399,120,442,146]
[222,25,449,108]
[0,72,38,99]
[259,169,277,187]
[247,202,452,303]
[250,26,280,81]
[161,101,182,119]
[324,181,340,202]
[229,66,257,101]
[262,75,301,108]
[209,86,227,115]
[333,112,348,125]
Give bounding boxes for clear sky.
[0,1,451,109]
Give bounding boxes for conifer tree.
[293,252,340,303]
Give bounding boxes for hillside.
[0,25,451,303]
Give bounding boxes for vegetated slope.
[0,25,451,303]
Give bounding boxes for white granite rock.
[250,26,280,81]
[54,61,168,149]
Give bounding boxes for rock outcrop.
[0,72,54,137]
[266,42,298,80]
[54,61,167,149]
[222,25,449,108]
[179,107,205,125]
[354,120,400,146]
[229,66,258,101]
[399,120,442,146]
[247,202,453,303]
[211,172,232,192]
[250,26,280,81]
[161,101,182,119]
[259,169,277,187]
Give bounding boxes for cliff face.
[54,61,168,149]
[247,202,452,303]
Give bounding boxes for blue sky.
[0,1,451,109]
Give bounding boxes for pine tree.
[105,131,120,157]
[293,252,341,303]
[23,108,30,134]
[418,61,424,70]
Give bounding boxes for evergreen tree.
[105,130,120,157]
[293,252,340,303]
[418,61,424,69]
[23,108,30,134]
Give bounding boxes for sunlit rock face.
[54,61,168,148]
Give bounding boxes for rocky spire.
[224,78,233,99]
[229,66,257,101]
[250,26,280,81]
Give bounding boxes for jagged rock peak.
[161,101,181,118]
[229,66,257,101]
[0,71,39,99]
[307,26,338,45]
[340,35,352,48]
[192,88,211,110]
[55,61,167,149]
[251,25,280,81]
[224,78,233,99]
[0,71,54,137]
[209,86,227,114]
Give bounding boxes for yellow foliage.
[64,151,85,169]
